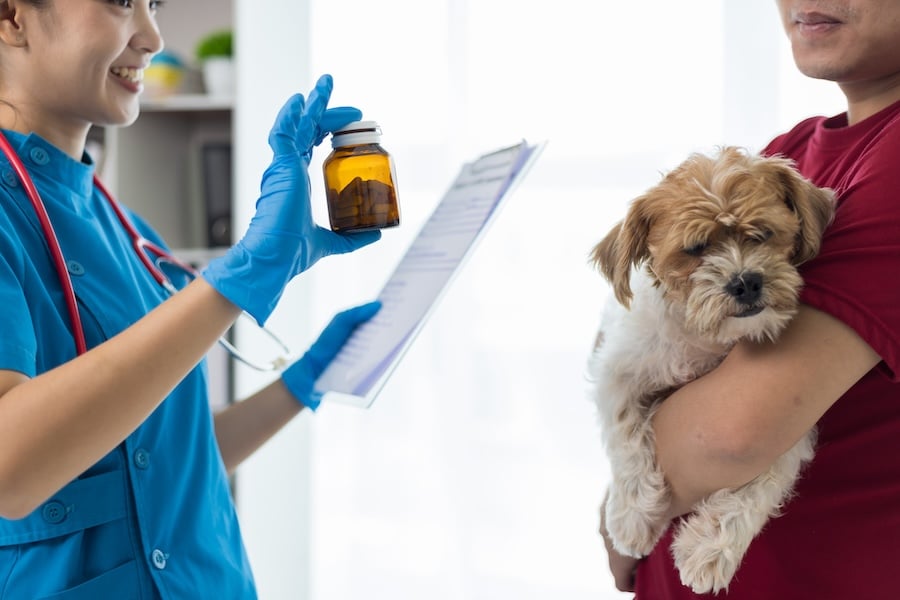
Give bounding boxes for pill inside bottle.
[323,120,400,232]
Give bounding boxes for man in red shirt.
[601,1,900,597]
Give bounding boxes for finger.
[307,73,334,108]
[304,390,323,410]
[307,301,382,368]
[268,93,306,155]
[295,74,334,152]
[320,301,382,343]
[315,106,364,146]
[336,300,383,326]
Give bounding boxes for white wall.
[230,2,317,599]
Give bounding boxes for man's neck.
[840,73,900,125]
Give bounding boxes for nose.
[725,271,763,306]
[132,4,165,56]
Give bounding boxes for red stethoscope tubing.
[0,131,197,357]
[0,132,88,355]
[92,174,200,288]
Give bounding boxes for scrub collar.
[0,129,96,202]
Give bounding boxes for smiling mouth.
[111,66,144,84]
[735,306,765,318]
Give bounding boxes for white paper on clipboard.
[313,139,546,409]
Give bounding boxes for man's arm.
[653,305,881,521]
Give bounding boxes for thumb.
[316,106,364,146]
[316,228,382,255]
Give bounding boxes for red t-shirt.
[634,100,900,599]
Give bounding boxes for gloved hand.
[202,74,381,325]
[282,300,382,410]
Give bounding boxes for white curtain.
[239,2,845,598]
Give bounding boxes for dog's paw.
[671,519,742,595]
[607,506,667,557]
[605,479,670,557]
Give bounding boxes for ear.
[0,1,27,48]
[777,164,836,265]
[590,197,652,307]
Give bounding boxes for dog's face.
[591,147,835,343]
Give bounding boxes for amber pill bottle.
[322,120,401,232]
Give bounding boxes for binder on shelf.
[200,141,233,247]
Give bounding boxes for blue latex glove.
[202,74,381,325]
[282,300,382,410]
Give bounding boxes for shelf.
[141,94,234,113]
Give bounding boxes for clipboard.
[314,139,546,408]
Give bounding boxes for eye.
[683,241,707,257]
[750,228,774,243]
[108,0,164,9]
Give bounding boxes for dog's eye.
[683,242,707,257]
[750,229,774,243]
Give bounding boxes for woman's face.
[2,0,164,140]
[775,0,900,86]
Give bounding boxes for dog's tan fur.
[588,147,835,593]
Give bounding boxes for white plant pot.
[202,57,235,97]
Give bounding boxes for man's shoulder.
[762,116,825,158]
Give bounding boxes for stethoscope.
[0,131,292,371]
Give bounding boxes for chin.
[715,307,796,344]
[95,92,142,128]
[117,101,142,127]
[587,146,835,594]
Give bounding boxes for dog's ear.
[591,222,626,300]
[776,163,836,265]
[590,198,652,307]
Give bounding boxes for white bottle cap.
[331,120,382,148]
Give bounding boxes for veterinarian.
[0,1,380,597]
[601,0,900,597]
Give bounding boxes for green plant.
[195,30,233,61]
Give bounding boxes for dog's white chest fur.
[591,270,730,421]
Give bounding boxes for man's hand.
[600,492,640,592]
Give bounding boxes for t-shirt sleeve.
[796,132,900,380]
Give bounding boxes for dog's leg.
[604,406,672,557]
[670,430,816,594]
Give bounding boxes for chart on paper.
[313,139,545,409]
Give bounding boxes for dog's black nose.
[725,272,763,305]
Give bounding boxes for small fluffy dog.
[588,147,835,594]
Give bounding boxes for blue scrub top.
[0,131,256,599]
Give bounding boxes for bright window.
[243,2,844,598]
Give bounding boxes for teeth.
[111,66,143,84]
